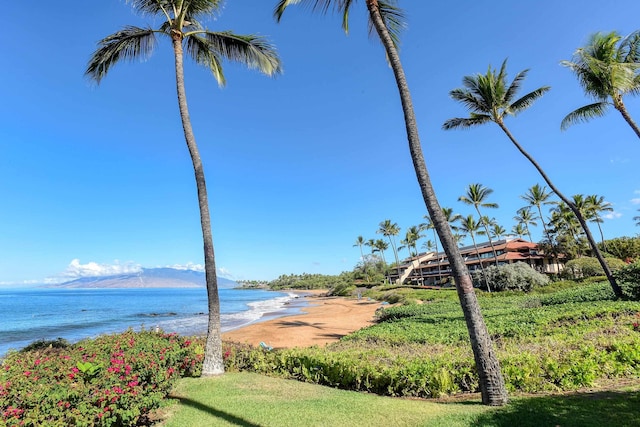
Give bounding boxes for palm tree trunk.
[172,35,223,376]
[366,0,508,406]
[496,120,622,298]
[476,208,500,267]
[470,233,490,292]
[614,95,640,139]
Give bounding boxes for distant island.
[47,268,237,289]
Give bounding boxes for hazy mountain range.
[49,268,237,289]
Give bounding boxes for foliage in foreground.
[0,330,203,427]
[224,285,640,398]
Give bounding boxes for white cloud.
[62,259,142,278]
[603,212,623,220]
[631,198,640,205]
[166,262,205,272]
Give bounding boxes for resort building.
[390,238,563,285]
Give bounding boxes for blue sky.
[2,0,640,285]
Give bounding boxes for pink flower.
[23,371,31,377]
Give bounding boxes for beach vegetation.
[221,283,640,399]
[444,59,622,299]
[471,262,550,292]
[275,0,508,405]
[562,256,628,280]
[85,0,282,377]
[600,236,640,262]
[0,329,203,426]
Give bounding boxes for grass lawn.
[158,373,640,427]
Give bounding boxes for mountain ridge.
[49,268,237,289]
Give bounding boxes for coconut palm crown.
[86,0,282,377]
[444,59,622,298]
[561,31,640,138]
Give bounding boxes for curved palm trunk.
[613,95,640,139]
[366,1,508,406]
[172,36,223,376]
[496,120,622,298]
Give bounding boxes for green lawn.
[158,373,640,427]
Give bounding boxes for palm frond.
[560,102,609,130]
[85,26,158,83]
[274,0,334,22]
[442,114,491,130]
[620,30,640,63]
[185,35,225,86]
[197,31,283,77]
[128,0,222,18]
[372,1,405,49]
[503,66,529,104]
[449,87,490,113]
[508,86,550,116]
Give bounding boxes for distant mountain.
[50,268,237,289]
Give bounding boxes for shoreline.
[222,290,382,348]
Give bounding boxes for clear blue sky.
[2,1,640,285]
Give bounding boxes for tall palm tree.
[459,184,500,266]
[635,209,640,227]
[377,219,401,267]
[511,223,528,239]
[585,194,614,249]
[275,0,508,405]
[491,223,506,241]
[404,225,423,257]
[353,235,367,263]
[561,31,640,138]
[458,215,490,291]
[550,201,588,258]
[443,59,622,298]
[521,184,555,243]
[86,0,282,376]
[373,239,389,265]
[365,238,377,254]
[514,207,538,242]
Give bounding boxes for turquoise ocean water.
[0,287,303,357]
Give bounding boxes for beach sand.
[221,291,382,349]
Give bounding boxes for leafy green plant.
[472,262,550,292]
[614,260,640,300]
[562,257,627,280]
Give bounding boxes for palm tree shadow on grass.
[470,389,640,427]
[168,396,261,427]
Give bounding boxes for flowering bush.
[0,330,204,426]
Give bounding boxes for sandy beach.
[222,291,382,349]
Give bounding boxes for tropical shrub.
[562,256,627,280]
[614,261,640,300]
[472,262,550,292]
[600,236,640,262]
[0,330,203,427]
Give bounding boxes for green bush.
[472,262,550,292]
[0,330,203,426]
[562,257,627,280]
[614,261,640,300]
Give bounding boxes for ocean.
[0,287,304,358]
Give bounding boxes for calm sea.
[0,287,304,358]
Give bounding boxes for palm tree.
[561,31,640,138]
[275,0,508,405]
[550,201,588,258]
[585,194,614,249]
[365,238,376,254]
[491,223,506,241]
[521,184,555,243]
[458,215,490,291]
[514,207,538,242]
[443,59,622,298]
[373,239,389,265]
[377,219,401,267]
[86,0,282,376]
[635,209,640,227]
[511,223,528,239]
[353,235,367,262]
[403,225,423,257]
[459,184,500,266]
